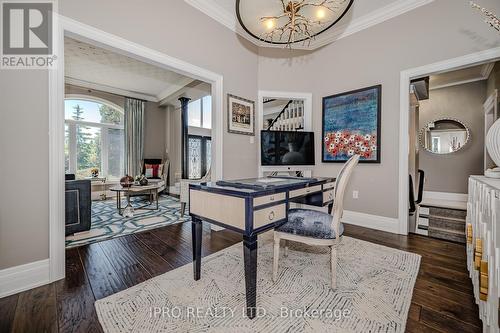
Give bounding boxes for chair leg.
[180,202,186,217]
[273,233,280,282]
[283,240,288,257]
[330,245,337,289]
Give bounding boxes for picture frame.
[322,85,381,163]
[227,94,255,136]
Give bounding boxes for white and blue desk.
[189,176,335,319]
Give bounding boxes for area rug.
[95,233,421,333]
[65,195,190,248]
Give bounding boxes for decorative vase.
[123,205,134,218]
[120,175,134,188]
[486,118,500,178]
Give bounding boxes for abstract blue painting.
[322,85,381,163]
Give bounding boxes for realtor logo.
[1,1,56,68]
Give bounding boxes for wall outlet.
[352,190,359,199]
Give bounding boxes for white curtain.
[124,98,145,176]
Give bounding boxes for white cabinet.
[467,176,500,332]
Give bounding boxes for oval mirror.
[419,118,470,154]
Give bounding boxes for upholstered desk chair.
[272,154,360,289]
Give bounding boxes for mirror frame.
[418,117,471,154]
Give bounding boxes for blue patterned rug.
[65,195,190,248]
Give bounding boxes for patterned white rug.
[95,233,420,333]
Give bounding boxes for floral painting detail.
[322,85,381,163]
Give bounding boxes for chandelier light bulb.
[316,7,326,19]
[264,18,275,30]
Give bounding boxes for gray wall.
[0,71,50,269]
[143,102,167,160]
[258,0,500,219]
[419,81,486,194]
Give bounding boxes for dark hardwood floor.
[0,222,481,333]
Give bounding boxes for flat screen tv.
[261,131,315,166]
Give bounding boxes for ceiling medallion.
[236,0,354,48]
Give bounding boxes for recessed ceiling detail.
[64,37,194,102]
[429,62,495,90]
[236,0,353,47]
[185,0,435,50]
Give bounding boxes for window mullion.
[200,97,204,128]
[101,127,109,178]
[69,123,77,174]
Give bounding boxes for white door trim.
[257,90,313,176]
[48,15,224,282]
[398,47,500,235]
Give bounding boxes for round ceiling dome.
[236,0,354,47]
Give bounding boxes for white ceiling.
[64,37,194,102]
[185,0,435,50]
[429,62,496,90]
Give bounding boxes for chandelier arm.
[260,13,288,21]
[280,0,287,12]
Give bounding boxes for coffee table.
[110,183,162,216]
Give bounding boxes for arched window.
[64,96,124,180]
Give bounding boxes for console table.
[189,176,335,319]
[467,176,500,331]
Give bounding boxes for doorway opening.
[407,60,500,242]
[48,18,223,281]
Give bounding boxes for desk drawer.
[254,192,286,207]
[323,190,335,203]
[254,204,286,229]
[323,182,335,190]
[289,185,322,198]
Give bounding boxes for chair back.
[331,155,360,235]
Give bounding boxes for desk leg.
[243,234,258,319]
[328,202,333,215]
[192,218,202,280]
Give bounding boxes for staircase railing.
[267,100,293,130]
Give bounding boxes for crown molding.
[185,0,237,31]
[184,0,435,50]
[312,0,435,49]
[157,77,195,102]
[430,62,495,90]
[482,62,495,78]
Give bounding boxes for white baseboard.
[291,204,400,234]
[0,259,50,298]
[423,191,467,202]
[342,210,400,234]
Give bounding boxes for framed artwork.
[322,85,381,163]
[227,94,255,136]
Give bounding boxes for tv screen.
[261,131,315,166]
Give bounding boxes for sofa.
[65,174,92,235]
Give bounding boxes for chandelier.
[236,0,354,47]
[470,1,500,32]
